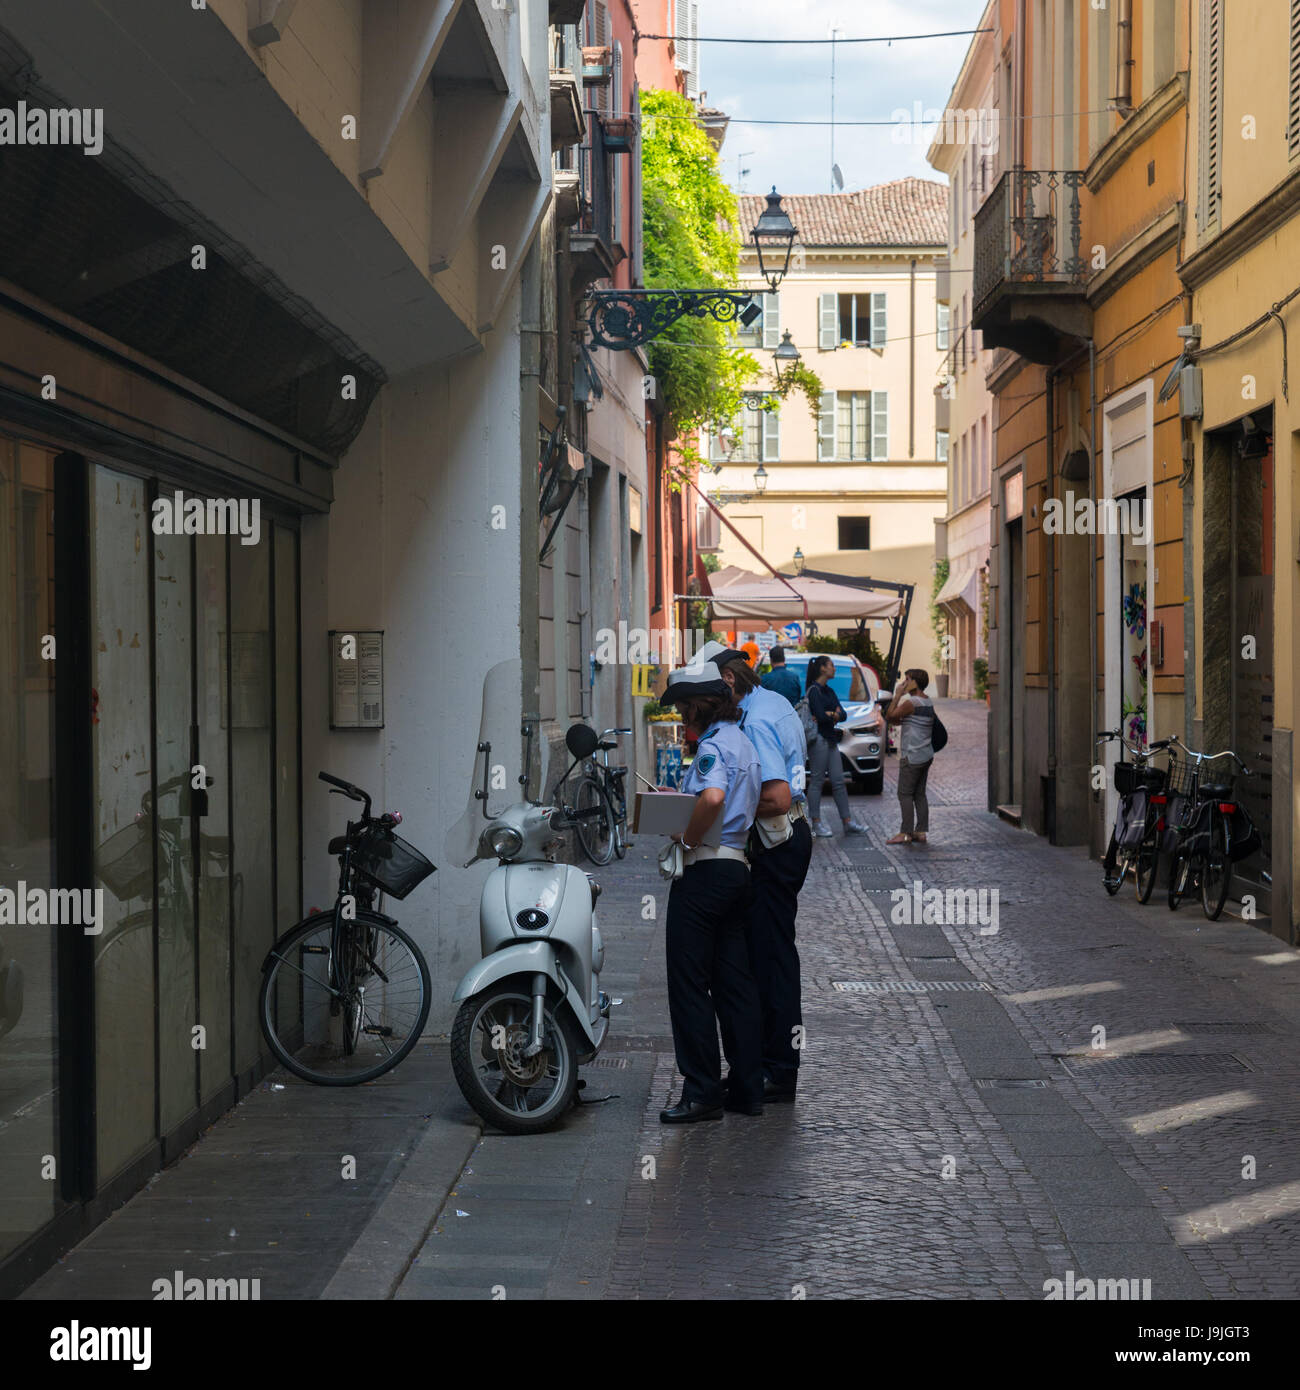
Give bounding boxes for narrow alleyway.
[25,700,1300,1302]
[398,699,1300,1300]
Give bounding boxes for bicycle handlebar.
[1163,736,1253,772]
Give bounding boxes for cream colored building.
[926,3,996,700]
[703,180,949,678]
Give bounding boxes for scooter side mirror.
[566,723,600,759]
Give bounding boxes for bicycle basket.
[96,817,154,900]
[1113,761,1164,797]
[352,828,436,899]
[1165,760,1196,799]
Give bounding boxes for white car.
[778,652,886,795]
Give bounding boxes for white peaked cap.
[662,659,728,702]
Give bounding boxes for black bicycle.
[1097,729,1173,900]
[1164,737,1257,920]
[561,727,631,866]
[258,772,435,1085]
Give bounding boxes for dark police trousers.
[665,859,763,1108]
[745,818,812,1087]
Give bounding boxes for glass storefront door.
[0,440,302,1271]
[0,437,60,1261]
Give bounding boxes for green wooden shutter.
[818,391,837,460]
[871,291,887,348]
[819,293,838,349]
[871,391,889,461]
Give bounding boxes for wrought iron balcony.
[972,169,1090,364]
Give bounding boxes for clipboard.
[632,790,723,847]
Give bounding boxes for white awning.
[682,564,905,623]
[935,565,981,616]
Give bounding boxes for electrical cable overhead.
[637,28,992,45]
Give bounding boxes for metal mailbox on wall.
[329,630,384,729]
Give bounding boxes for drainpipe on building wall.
[909,259,916,458]
[1045,366,1057,842]
[1088,339,1100,854]
[1180,299,1197,743]
[519,241,543,704]
[1014,0,1027,169]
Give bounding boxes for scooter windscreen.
[443,658,553,867]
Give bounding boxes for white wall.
[301,281,528,1030]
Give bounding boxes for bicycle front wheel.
[1135,833,1160,904]
[1102,831,1124,896]
[1201,812,1232,920]
[575,776,616,866]
[259,913,432,1085]
[1168,847,1191,910]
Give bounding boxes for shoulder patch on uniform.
[695,753,717,775]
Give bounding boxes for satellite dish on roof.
[831,163,844,191]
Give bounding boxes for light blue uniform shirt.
[681,720,761,850]
[739,686,809,803]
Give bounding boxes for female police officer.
[658,660,765,1123]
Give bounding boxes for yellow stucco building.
[1178,0,1298,940]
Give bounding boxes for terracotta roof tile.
[738,177,948,248]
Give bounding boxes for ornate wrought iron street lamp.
[792,546,805,575]
[585,190,799,350]
[772,329,802,388]
[753,463,768,493]
[751,187,798,293]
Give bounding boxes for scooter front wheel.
[451,986,581,1135]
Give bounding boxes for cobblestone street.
[401,698,1300,1300]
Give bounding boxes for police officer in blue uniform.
[658,660,765,1123]
[692,639,813,1103]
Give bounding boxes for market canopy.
[684,564,906,623]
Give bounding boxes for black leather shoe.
[660,1099,724,1124]
[723,1098,764,1116]
[762,1078,797,1102]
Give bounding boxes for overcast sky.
[690,0,987,196]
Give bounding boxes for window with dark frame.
[837,515,870,550]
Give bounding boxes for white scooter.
[446,662,614,1134]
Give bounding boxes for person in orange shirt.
[741,640,760,668]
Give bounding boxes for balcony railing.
[973,169,1086,314]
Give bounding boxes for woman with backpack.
[886,669,938,844]
[803,656,868,838]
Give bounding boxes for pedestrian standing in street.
[805,655,868,838]
[691,640,812,1103]
[886,669,935,844]
[760,644,802,706]
[657,660,765,1124]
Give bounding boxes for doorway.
[1202,411,1274,919]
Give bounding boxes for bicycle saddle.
[1201,783,1234,800]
